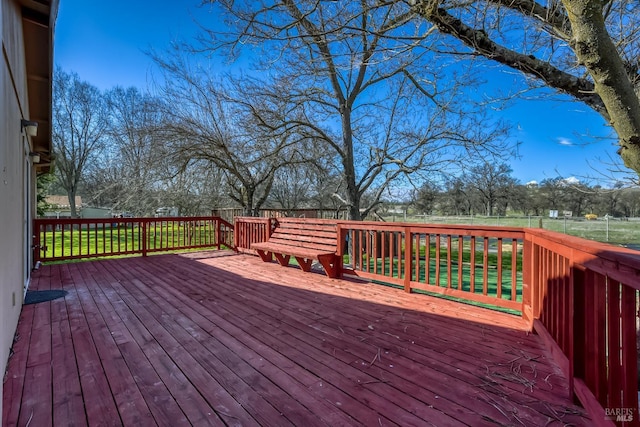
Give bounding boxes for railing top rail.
[276,217,338,224]
[217,217,235,229]
[234,217,272,224]
[525,227,640,264]
[336,220,526,238]
[525,227,640,290]
[36,216,228,225]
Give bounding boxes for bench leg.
[295,257,313,272]
[256,250,273,263]
[274,253,291,267]
[318,255,338,278]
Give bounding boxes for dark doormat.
[24,290,68,305]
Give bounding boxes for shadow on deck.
[3,250,589,426]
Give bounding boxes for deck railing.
[34,216,234,262]
[336,221,525,312]
[523,229,639,426]
[234,216,639,426]
[233,217,273,255]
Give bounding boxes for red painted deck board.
[3,251,590,426]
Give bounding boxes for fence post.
[141,220,147,257]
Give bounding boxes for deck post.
[266,217,273,239]
[336,224,344,278]
[521,234,533,329]
[216,219,222,250]
[234,217,240,249]
[141,220,147,257]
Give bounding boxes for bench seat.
[251,218,340,278]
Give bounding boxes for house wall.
[0,0,35,415]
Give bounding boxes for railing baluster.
[457,236,463,291]
[380,231,385,277]
[413,233,420,283]
[404,227,411,292]
[446,235,452,289]
[425,234,430,285]
[435,234,441,287]
[511,239,517,302]
[470,236,476,293]
[482,236,489,296]
[497,238,503,299]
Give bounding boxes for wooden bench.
[251,218,340,278]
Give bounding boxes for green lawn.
[356,255,521,300]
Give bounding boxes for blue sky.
[54,0,622,185]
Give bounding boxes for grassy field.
[380,214,640,247]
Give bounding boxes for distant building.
[81,207,112,219]
[42,195,83,218]
[156,207,179,217]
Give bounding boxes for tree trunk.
[561,0,640,174]
[341,107,362,221]
[68,189,78,218]
[243,187,257,217]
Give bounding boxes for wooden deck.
[3,251,590,426]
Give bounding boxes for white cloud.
[557,137,574,146]
[526,180,538,187]
[563,176,580,185]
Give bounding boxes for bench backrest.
[269,218,338,253]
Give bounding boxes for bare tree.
[539,177,568,212]
[411,0,640,177]
[464,162,517,216]
[270,165,314,212]
[618,187,640,217]
[201,0,513,219]
[106,87,165,211]
[81,87,168,215]
[563,181,595,216]
[52,67,109,217]
[153,58,314,216]
[440,177,472,215]
[412,181,440,214]
[155,159,229,216]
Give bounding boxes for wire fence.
[379,214,640,248]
